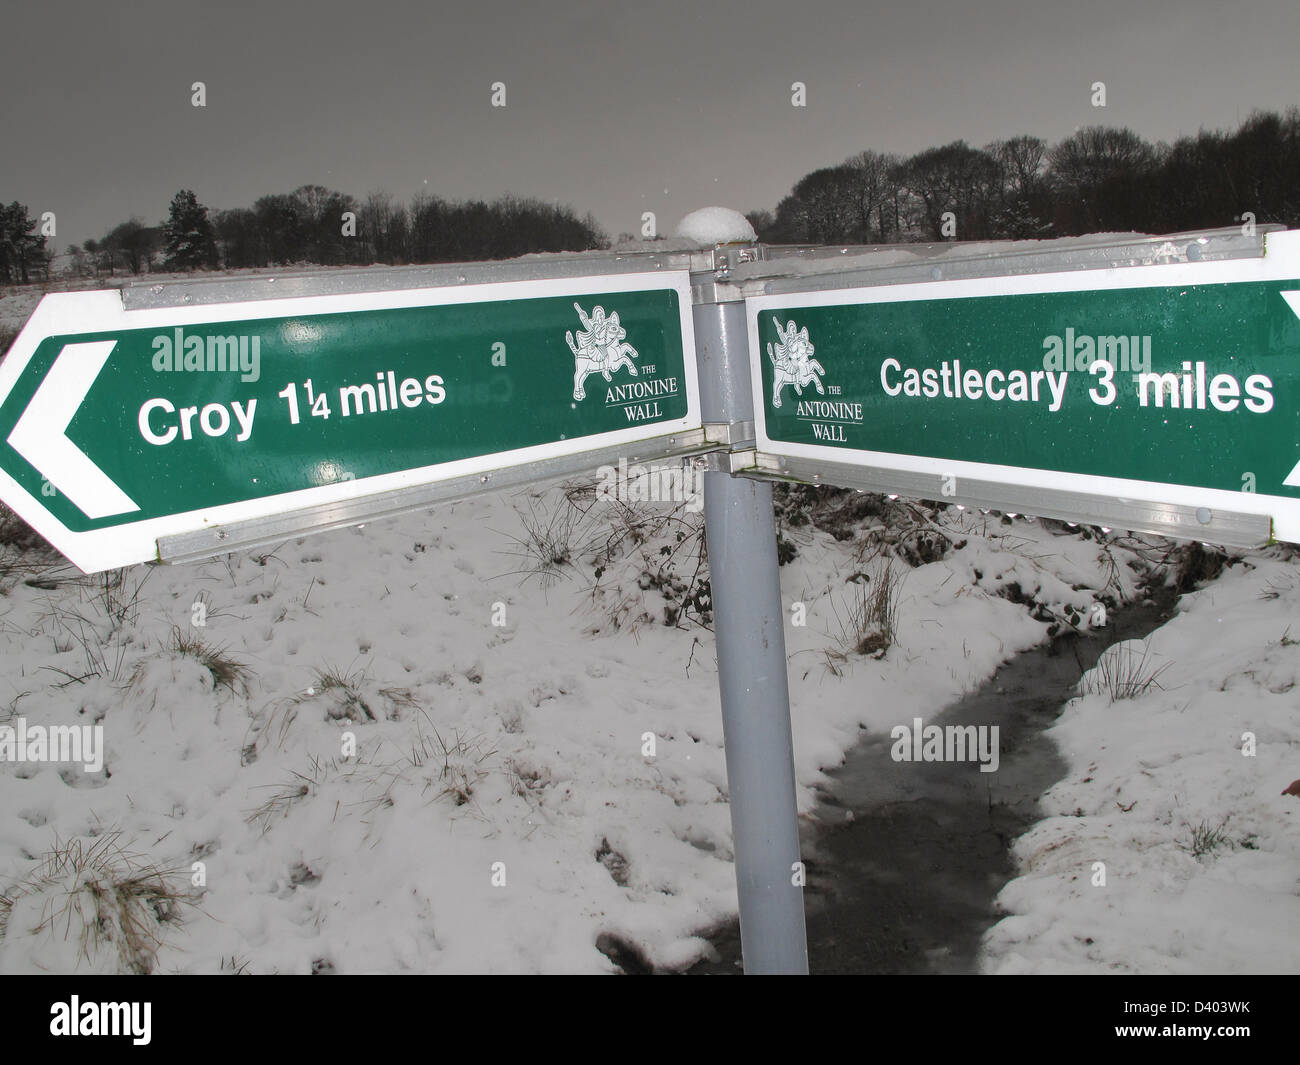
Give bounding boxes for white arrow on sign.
[1283,291,1300,488]
[6,340,139,519]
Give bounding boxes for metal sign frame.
[742,227,1298,547]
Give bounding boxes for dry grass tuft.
[0,832,191,974]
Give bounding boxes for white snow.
[673,207,756,245]
[981,552,1300,974]
[0,477,1186,975]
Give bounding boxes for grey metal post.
[694,290,809,974]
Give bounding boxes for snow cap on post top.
[674,207,757,246]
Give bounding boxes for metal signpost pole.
[693,266,809,974]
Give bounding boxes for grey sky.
[3,0,1297,250]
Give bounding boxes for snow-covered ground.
[982,552,1300,974]
[0,464,1249,976]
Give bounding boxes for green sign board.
[750,234,1300,544]
[0,273,698,571]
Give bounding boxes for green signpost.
[749,231,1300,545]
[0,272,700,571]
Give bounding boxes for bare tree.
[102,218,160,274]
[359,191,408,264]
[895,141,1002,240]
[843,150,904,242]
[985,136,1053,238]
[1046,126,1159,233]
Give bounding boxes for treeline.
[6,107,1298,284]
[747,109,1300,244]
[212,189,607,270]
[44,187,608,279]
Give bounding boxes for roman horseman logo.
[567,302,640,401]
[768,316,825,408]
[766,315,863,443]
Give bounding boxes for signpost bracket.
[155,430,719,566]
[748,225,1283,299]
[701,419,755,448]
[743,452,1275,549]
[121,251,730,310]
[693,447,758,476]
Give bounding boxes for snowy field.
[1,472,1293,974]
[982,552,1300,974]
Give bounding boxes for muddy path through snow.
[687,588,1178,975]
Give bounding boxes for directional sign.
[0,272,699,571]
[749,230,1300,544]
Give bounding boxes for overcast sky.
[3,0,1298,249]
